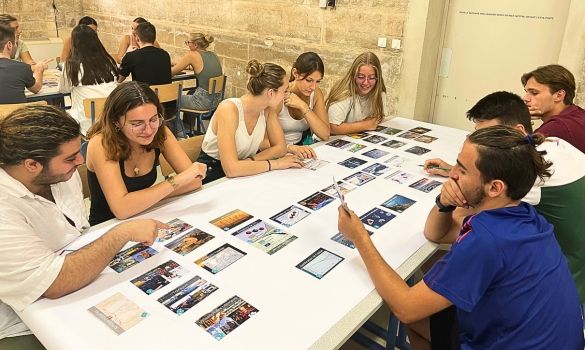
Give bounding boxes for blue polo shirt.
[424,202,584,350]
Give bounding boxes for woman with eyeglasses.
[197,59,303,184]
[275,52,330,159]
[60,16,98,62]
[85,81,207,225]
[171,33,223,111]
[58,24,118,135]
[115,17,161,64]
[326,52,388,135]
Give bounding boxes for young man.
[0,25,49,103]
[522,64,585,153]
[0,14,35,64]
[0,105,165,349]
[118,21,171,85]
[338,126,584,349]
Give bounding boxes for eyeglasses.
[184,40,194,46]
[125,114,163,133]
[356,75,378,83]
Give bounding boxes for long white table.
[18,117,468,350]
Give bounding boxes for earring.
[114,124,120,132]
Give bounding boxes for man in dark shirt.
[119,22,171,85]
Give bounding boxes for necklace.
[133,166,140,176]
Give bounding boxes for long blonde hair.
[326,52,386,121]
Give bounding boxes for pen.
[418,164,451,172]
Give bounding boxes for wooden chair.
[82,97,107,124]
[0,101,48,119]
[77,164,91,199]
[150,82,185,138]
[159,135,204,177]
[180,75,227,134]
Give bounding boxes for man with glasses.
[0,105,164,349]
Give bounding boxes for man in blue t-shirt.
[338,125,584,349]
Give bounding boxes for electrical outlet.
[377,37,387,48]
[391,38,401,50]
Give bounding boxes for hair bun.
[247,60,264,78]
[204,34,214,44]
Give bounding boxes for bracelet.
[435,194,456,213]
[267,160,272,171]
[166,174,178,189]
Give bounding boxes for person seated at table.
[0,25,49,104]
[338,125,584,350]
[0,104,165,350]
[58,24,118,134]
[0,14,35,65]
[60,16,98,63]
[171,32,223,111]
[197,59,303,184]
[115,17,160,64]
[326,52,388,135]
[274,52,329,159]
[85,81,206,225]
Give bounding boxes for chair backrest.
[82,97,107,124]
[150,82,183,104]
[207,75,227,95]
[0,101,48,119]
[77,164,90,199]
[159,135,204,177]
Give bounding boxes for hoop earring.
[114,124,121,132]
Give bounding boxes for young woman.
[172,33,223,111]
[275,52,329,159]
[86,81,207,225]
[60,16,98,62]
[197,59,303,184]
[116,17,160,64]
[326,52,388,135]
[58,24,118,134]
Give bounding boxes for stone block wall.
[1,0,81,39]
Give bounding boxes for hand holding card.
[333,176,349,212]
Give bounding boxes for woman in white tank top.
[198,60,304,184]
[276,52,330,159]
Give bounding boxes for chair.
[150,82,186,138]
[82,97,107,124]
[0,101,48,119]
[180,75,227,135]
[159,135,204,177]
[77,164,91,199]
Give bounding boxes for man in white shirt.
[0,105,164,349]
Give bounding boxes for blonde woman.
[172,33,223,111]
[326,52,388,135]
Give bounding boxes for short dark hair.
[467,125,551,200]
[134,22,156,44]
[467,91,533,133]
[291,52,325,82]
[133,17,147,23]
[0,24,15,49]
[78,16,97,27]
[521,64,575,105]
[0,105,80,166]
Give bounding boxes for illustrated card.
[233,219,297,255]
[381,127,403,135]
[298,191,335,211]
[301,158,330,171]
[347,132,370,139]
[157,275,218,315]
[362,148,389,159]
[296,248,344,279]
[363,135,387,144]
[321,181,356,198]
[385,170,418,185]
[360,208,396,229]
[405,146,431,156]
[157,218,194,242]
[343,171,376,186]
[362,163,391,176]
[109,243,158,273]
[131,260,188,295]
[195,244,246,274]
[270,205,311,227]
[165,229,214,256]
[409,126,432,134]
[331,230,373,249]
[88,293,148,335]
[338,157,367,169]
[346,143,367,153]
[409,178,442,193]
[196,296,258,341]
[326,139,352,148]
[382,140,407,149]
[384,155,414,167]
[397,131,421,139]
[414,135,438,144]
[210,209,253,231]
[381,194,417,213]
[374,125,387,131]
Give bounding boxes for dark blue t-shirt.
[424,202,583,350]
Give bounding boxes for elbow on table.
[110,206,135,221]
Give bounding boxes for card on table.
[385,170,417,185]
[384,155,414,167]
[196,296,259,341]
[338,157,367,169]
[374,125,387,131]
[381,140,407,149]
[362,148,389,159]
[109,243,158,273]
[404,146,431,156]
[343,171,376,186]
[232,219,298,255]
[157,218,194,242]
[270,205,311,227]
[360,207,396,229]
[414,135,438,143]
[347,132,370,139]
[321,181,356,198]
[88,293,148,335]
[165,228,214,256]
[362,163,391,176]
[331,230,373,249]
[326,139,352,148]
[381,127,403,135]
[301,158,330,170]
[381,194,417,213]
[409,178,442,193]
[131,260,188,295]
[210,209,253,231]
[397,131,421,139]
[296,248,344,279]
[409,126,432,134]
[346,143,367,153]
[363,135,387,144]
[157,275,218,315]
[298,191,335,211]
[195,244,246,274]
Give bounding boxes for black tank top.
[88,148,160,226]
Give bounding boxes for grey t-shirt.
[0,58,35,104]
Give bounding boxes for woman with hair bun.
[172,33,223,111]
[197,59,302,184]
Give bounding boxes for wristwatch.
[435,194,456,213]
[166,174,178,189]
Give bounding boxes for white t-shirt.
[0,168,88,339]
[328,92,388,125]
[278,91,315,145]
[202,98,266,160]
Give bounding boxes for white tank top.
[202,98,266,160]
[278,91,315,145]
